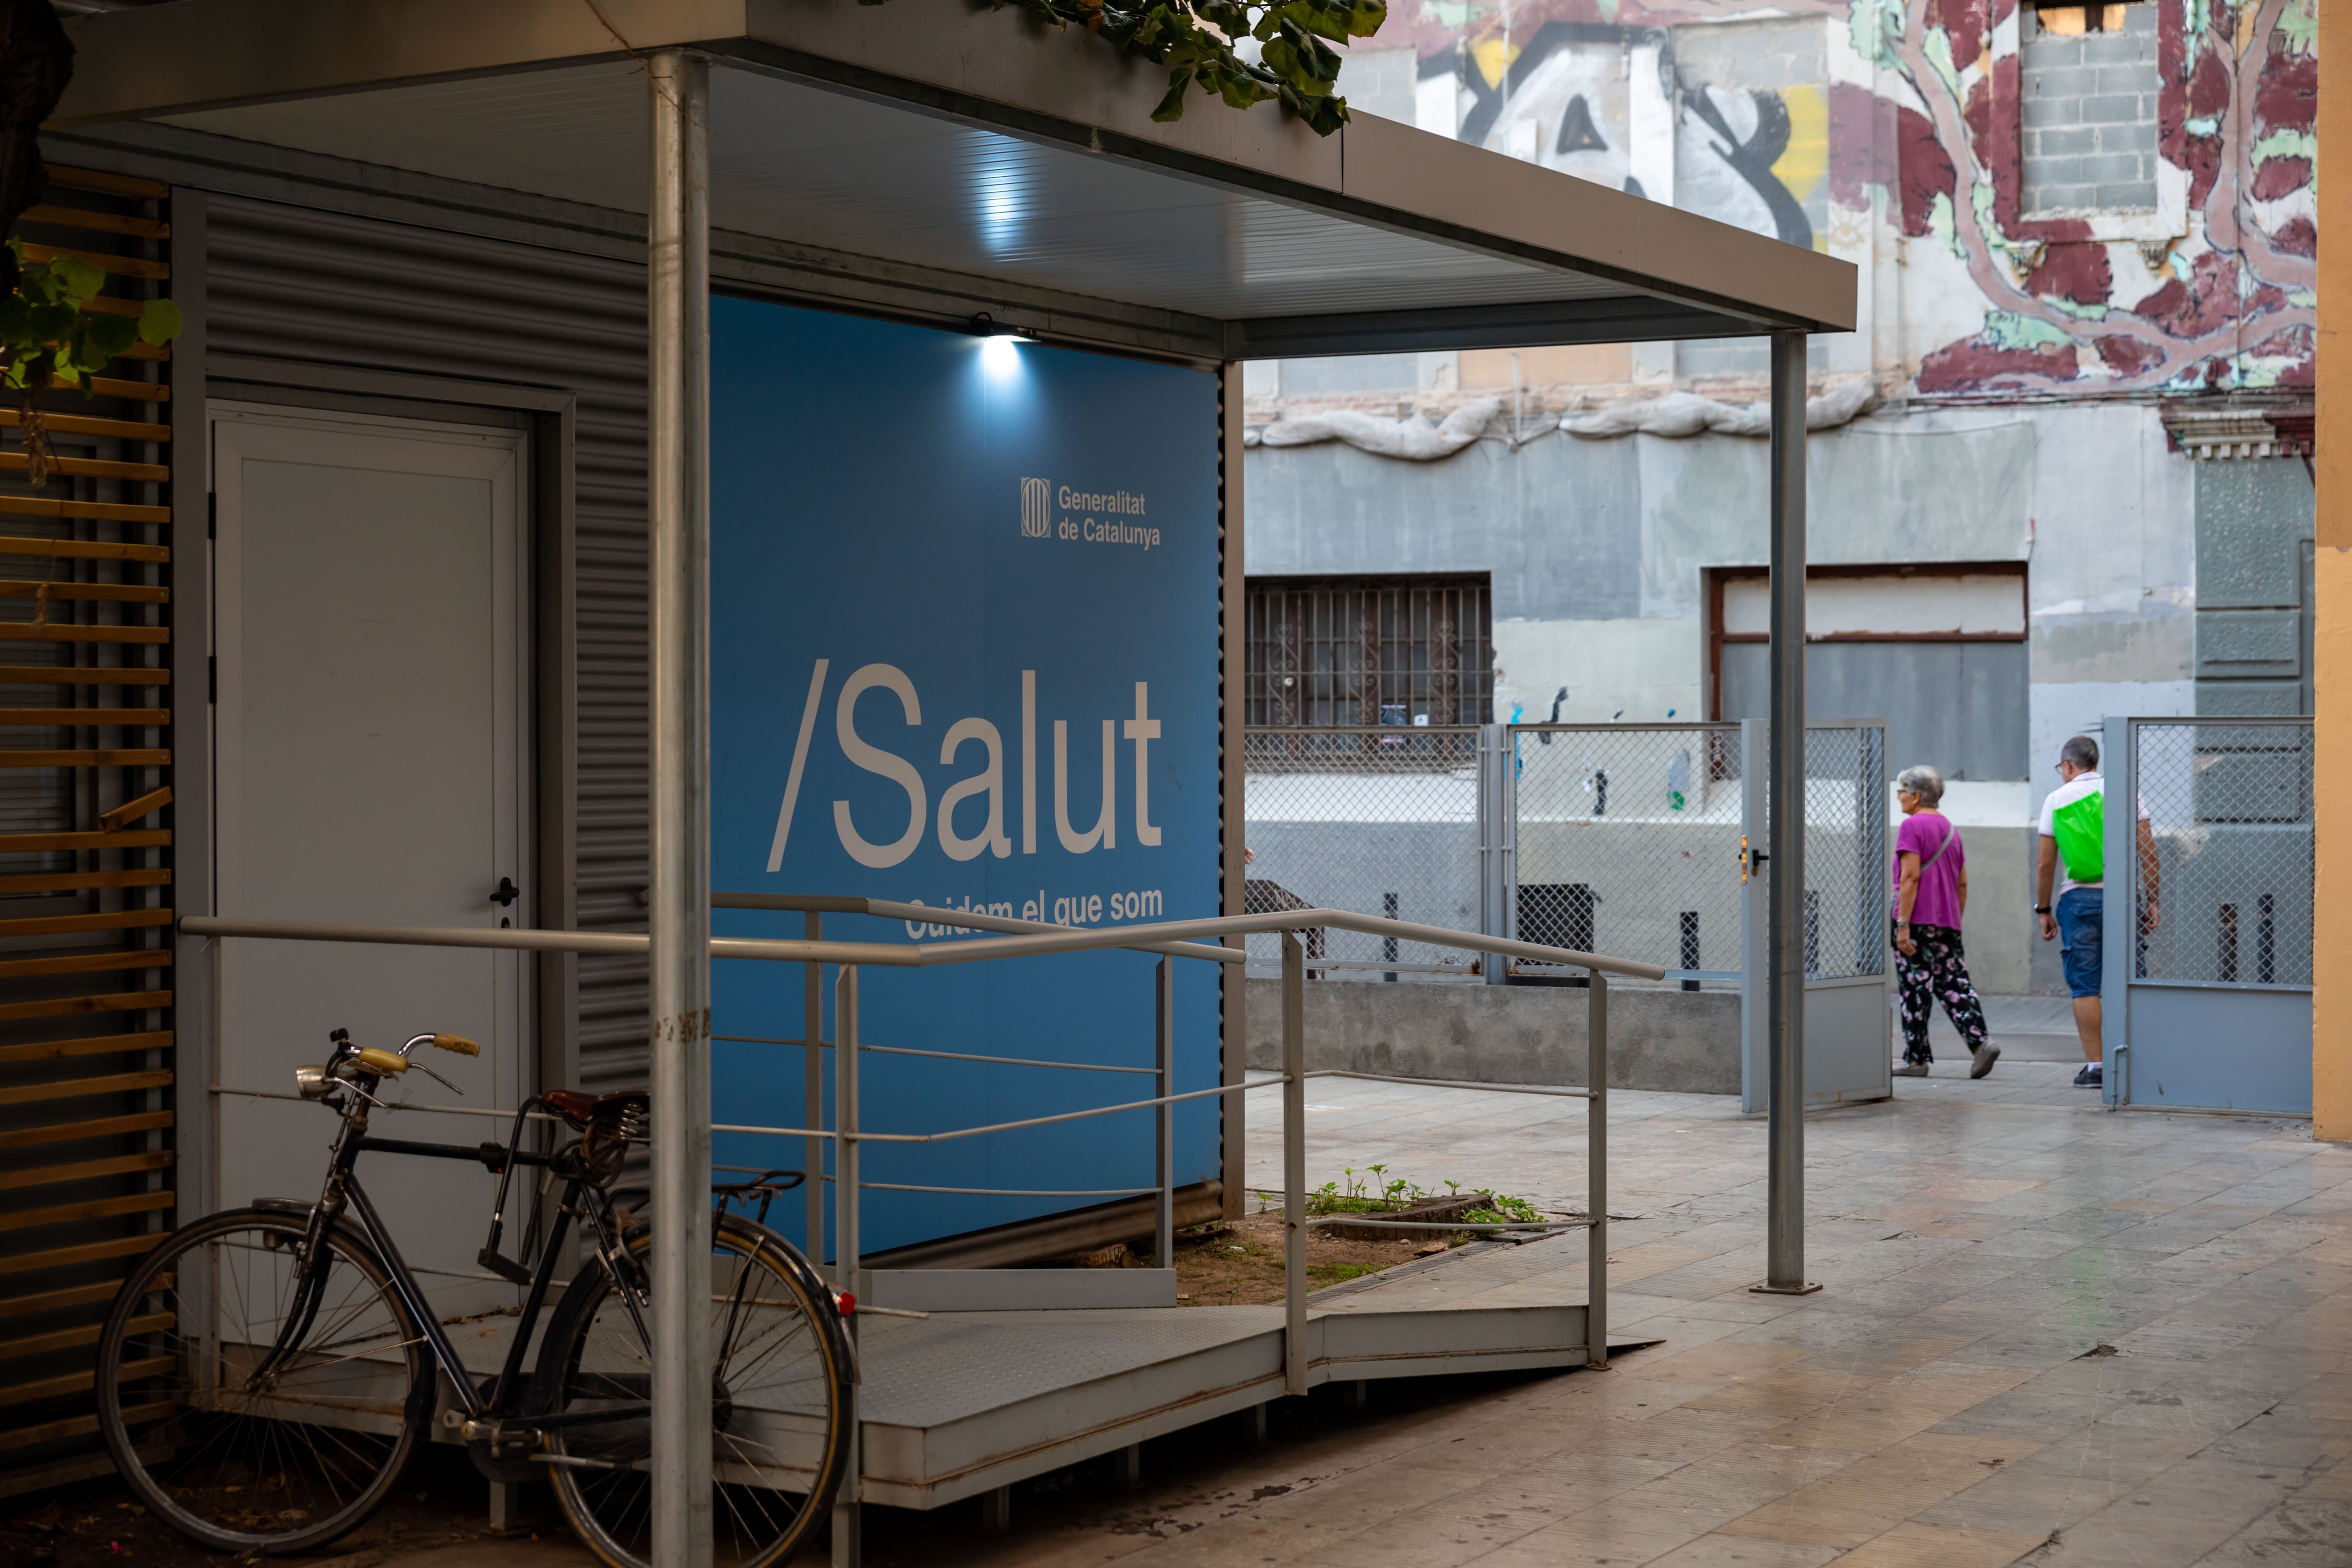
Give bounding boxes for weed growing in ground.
[1253,1167,1549,1221]
[1461,1194,1543,1225]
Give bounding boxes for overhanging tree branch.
[874,0,1389,135]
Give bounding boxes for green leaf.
[137,298,184,347]
[78,314,139,362]
[1152,70,1192,121]
[27,300,77,342]
[54,255,105,303]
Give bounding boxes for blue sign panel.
[710,298,1223,1260]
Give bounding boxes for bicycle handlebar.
[399,1031,480,1059]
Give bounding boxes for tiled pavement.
[385,1070,2352,1568]
[890,1071,2352,1568]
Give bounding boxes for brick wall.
[2019,3,2161,215]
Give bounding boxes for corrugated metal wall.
[206,194,653,1093]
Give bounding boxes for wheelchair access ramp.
[846,1235,1645,1511]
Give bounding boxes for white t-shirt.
[2035,771,2150,899]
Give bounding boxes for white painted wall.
[1493,617,1702,724]
[1723,572,2027,637]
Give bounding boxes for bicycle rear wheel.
[95,1207,429,1555]
[543,1212,853,1568]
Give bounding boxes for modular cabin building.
[0,0,1852,1496]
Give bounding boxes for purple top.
[1893,812,1965,929]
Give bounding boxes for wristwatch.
[2033,904,2051,914]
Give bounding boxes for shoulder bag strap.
[1917,816,1957,874]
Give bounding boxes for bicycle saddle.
[542,1089,649,1128]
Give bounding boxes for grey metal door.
[2100,716,2312,1114]
[1741,720,1892,1113]
[212,406,531,1313]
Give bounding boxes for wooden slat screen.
[0,166,175,1499]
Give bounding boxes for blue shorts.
[2058,887,2103,998]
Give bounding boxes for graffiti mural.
[1385,0,2315,397]
[1462,23,1664,195]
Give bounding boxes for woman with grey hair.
[1891,764,1997,1078]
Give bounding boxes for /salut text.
[768,660,1172,872]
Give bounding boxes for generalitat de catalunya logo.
[1020,476,1050,538]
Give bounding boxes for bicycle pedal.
[460,1417,541,1461]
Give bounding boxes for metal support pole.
[645,46,714,1568]
[833,964,861,1567]
[835,967,860,1288]
[1281,933,1307,1395]
[806,912,826,1257]
[1756,329,1819,1297]
[2100,715,2133,1107]
[1587,968,1608,1367]
[1478,723,1513,984]
[1739,720,1769,1115]
[1156,957,1175,1270]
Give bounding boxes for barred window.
[1244,575,1493,726]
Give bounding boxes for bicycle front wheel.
[95,1207,429,1556]
[543,1212,853,1568]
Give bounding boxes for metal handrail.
[189,898,1630,1404]
[180,907,1663,980]
[713,1077,1254,1145]
[712,1033,1162,1075]
[714,891,1237,963]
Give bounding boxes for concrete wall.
[1957,827,2034,998]
[1244,977,1742,1095]
[1243,407,2039,733]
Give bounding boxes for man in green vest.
[2035,734,2159,1088]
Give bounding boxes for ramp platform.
[433,1238,1633,1512]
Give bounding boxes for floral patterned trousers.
[1892,919,1991,1064]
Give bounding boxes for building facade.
[1242,0,2318,993]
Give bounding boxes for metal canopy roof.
[56,0,1856,360]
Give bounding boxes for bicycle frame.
[259,1096,649,1434]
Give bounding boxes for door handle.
[490,876,519,908]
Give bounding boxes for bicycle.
[94,1027,855,1566]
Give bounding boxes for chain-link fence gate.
[1792,723,1891,984]
[2103,716,2312,1114]
[1735,721,1892,1111]
[1505,724,1744,982]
